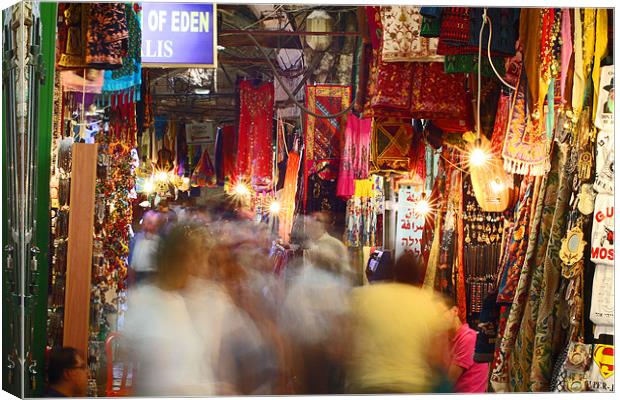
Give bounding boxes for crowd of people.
[46,201,489,396]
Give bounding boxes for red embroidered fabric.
[236,80,275,188]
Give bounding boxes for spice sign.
[141,2,217,67]
[395,187,425,260]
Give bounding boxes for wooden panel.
[63,143,98,357]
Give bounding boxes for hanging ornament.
[577,184,595,215]
[559,226,586,266]
[305,10,333,51]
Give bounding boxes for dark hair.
[442,294,457,310]
[47,347,80,384]
[393,253,426,286]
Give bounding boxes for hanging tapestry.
[214,125,236,186]
[278,151,302,244]
[409,62,469,120]
[102,3,142,96]
[345,176,383,248]
[370,54,414,112]
[237,80,275,189]
[590,193,614,266]
[85,3,129,68]
[507,147,561,391]
[57,3,88,68]
[490,91,512,155]
[337,113,372,198]
[370,118,413,173]
[365,6,383,50]
[379,6,442,62]
[303,84,351,210]
[502,74,549,176]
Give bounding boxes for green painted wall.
[29,2,57,397]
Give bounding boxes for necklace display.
[463,176,505,327]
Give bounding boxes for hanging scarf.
[370,118,413,173]
[491,91,512,155]
[85,3,129,68]
[379,6,442,62]
[502,74,549,176]
[591,9,609,124]
[572,9,585,114]
[365,6,383,50]
[560,9,572,103]
[190,146,216,188]
[236,80,275,189]
[278,151,302,244]
[303,84,351,210]
[525,143,574,391]
[502,148,560,391]
[337,113,372,198]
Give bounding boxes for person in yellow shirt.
[345,281,452,393]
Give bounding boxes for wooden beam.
[63,143,98,358]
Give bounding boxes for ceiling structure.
[148,4,362,123]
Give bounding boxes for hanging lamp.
[468,8,513,212]
[305,10,333,51]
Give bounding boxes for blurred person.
[122,223,214,396]
[45,347,88,397]
[279,245,353,394]
[196,238,291,395]
[393,252,426,287]
[443,295,489,393]
[128,210,162,285]
[345,282,452,393]
[305,212,354,282]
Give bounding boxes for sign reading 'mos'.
[141,2,217,67]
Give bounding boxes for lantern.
[305,10,333,51]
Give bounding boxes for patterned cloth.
[303,84,352,210]
[85,3,128,68]
[214,125,236,185]
[496,176,536,303]
[366,6,383,50]
[379,6,442,62]
[370,118,413,173]
[236,80,275,189]
[278,151,302,244]
[337,113,372,198]
[508,146,561,392]
[502,74,549,176]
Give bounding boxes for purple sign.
[141,2,216,67]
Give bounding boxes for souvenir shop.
[1,2,615,397]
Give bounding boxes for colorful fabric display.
[236,80,275,188]
[337,113,372,198]
[371,118,414,173]
[379,6,442,62]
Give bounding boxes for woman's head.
[393,253,426,287]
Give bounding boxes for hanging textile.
[214,125,236,186]
[101,3,142,96]
[590,193,614,266]
[379,6,442,62]
[337,113,372,198]
[572,9,585,115]
[586,342,615,392]
[60,69,104,93]
[191,146,216,188]
[507,147,561,391]
[502,74,549,176]
[236,80,275,188]
[560,9,572,103]
[594,66,615,134]
[278,151,302,244]
[490,91,512,155]
[85,3,129,68]
[57,3,88,68]
[365,6,383,50]
[303,84,351,210]
[593,126,614,195]
[524,143,574,391]
[591,9,609,124]
[409,62,470,120]
[370,118,413,173]
[345,176,383,248]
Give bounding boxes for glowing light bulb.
[470,147,490,167]
[155,171,169,182]
[143,178,154,194]
[490,179,505,193]
[233,182,250,196]
[414,199,431,217]
[269,201,281,215]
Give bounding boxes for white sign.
[395,187,425,260]
[186,121,216,144]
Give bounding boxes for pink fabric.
[452,323,489,393]
[560,8,572,103]
[337,113,372,198]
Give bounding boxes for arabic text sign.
[395,187,425,260]
[141,2,216,66]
